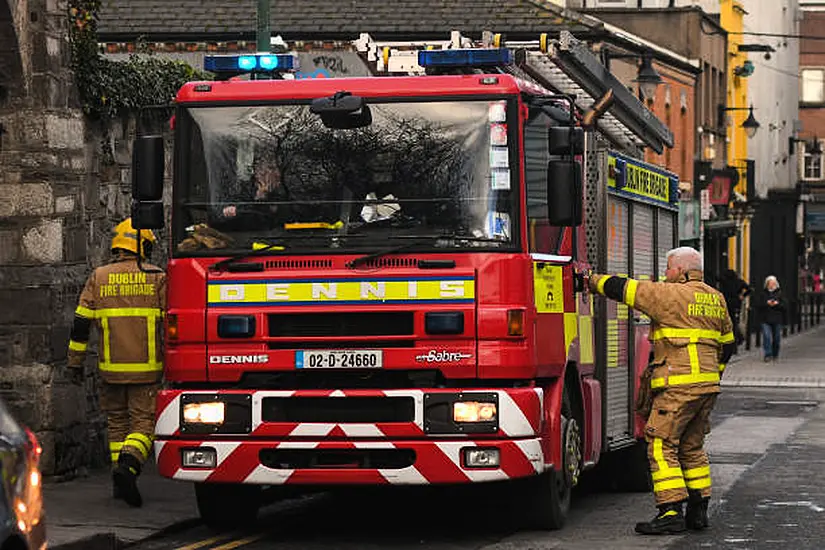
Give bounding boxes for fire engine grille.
[268,311,414,337]
[261,396,415,423]
[259,448,416,470]
[265,259,333,269]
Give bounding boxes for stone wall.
[0,0,133,476]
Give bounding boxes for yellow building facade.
[720,0,751,282]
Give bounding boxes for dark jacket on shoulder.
[757,288,786,326]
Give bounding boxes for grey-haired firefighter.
[588,246,736,535]
[67,218,166,507]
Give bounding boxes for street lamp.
[634,53,663,100]
[718,104,760,139]
[601,47,663,100]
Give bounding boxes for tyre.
[521,388,581,530]
[195,482,262,531]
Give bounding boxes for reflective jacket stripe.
[651,327,729,342]
[97,307,162,374]
[596,275,608,295]
[625,278,639,308]
[652,371,720,388]
[99,361,162,373]
[76,306,95,318]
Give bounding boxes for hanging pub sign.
[707,167,739,205]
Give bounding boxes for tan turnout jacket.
[591,270,734,393]
[68,256,166,384]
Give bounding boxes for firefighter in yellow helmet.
[67,218,166,507]
[587,247,736,535]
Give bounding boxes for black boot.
[113,453,143,508]
[635,501,686,535]
[685,490,710,530]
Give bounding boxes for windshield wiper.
[346,234,507,269]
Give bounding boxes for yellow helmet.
[111,218,156,258]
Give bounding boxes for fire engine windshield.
[173,98,519,256]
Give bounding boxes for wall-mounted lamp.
[601,48,663,100]
[718,104,760,139]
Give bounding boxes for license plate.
[295,350,383,369]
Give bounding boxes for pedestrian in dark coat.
[756,275,786,362]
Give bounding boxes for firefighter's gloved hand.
[67,366,85,386]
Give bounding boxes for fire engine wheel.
[520,392,581,530]
[195,482,262,531]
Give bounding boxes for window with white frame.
[802,140,825,181]
[801,68,825,105]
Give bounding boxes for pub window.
[801,68,825,105]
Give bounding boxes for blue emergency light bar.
[418,48,513,68]
[203,53,297,74]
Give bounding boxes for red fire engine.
[131,34,679,530]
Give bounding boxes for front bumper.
[155,387,548,485]
[155,437,546,485]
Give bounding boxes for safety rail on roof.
[353,30,671,154]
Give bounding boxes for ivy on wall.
[68,0,211,120]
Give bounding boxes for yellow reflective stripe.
[625,279,638,308]
[719,331,735,344]
[68,340,87,352]
[688,340,700,374]
[95,307,161,374]
[148,312,157,372]
[109,442,123,451]
[95,308,161,318]
[75,305,95,318]
[596,276,608,295]
[683,466,711,480]
[651,328,724,341]
[652,438,684,483]
[111,452,120,462]
[719,363,726,373]
[651,466,684,481]
[652,372,720,388]
[654,478,687,492]
[101,317,111,366]
[99,361,163,373]
[686,477,712,490]
[125,433,153,459]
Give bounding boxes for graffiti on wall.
[295,52,370,79]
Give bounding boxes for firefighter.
[587,246,736,535]
[67,218,166,508]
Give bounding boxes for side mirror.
[132,202,165,229]
[132,135,164,201]
[548,126,584,156]
[546,160,582,227]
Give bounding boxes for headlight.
[183,402,225,425]
[453,401,497,423]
